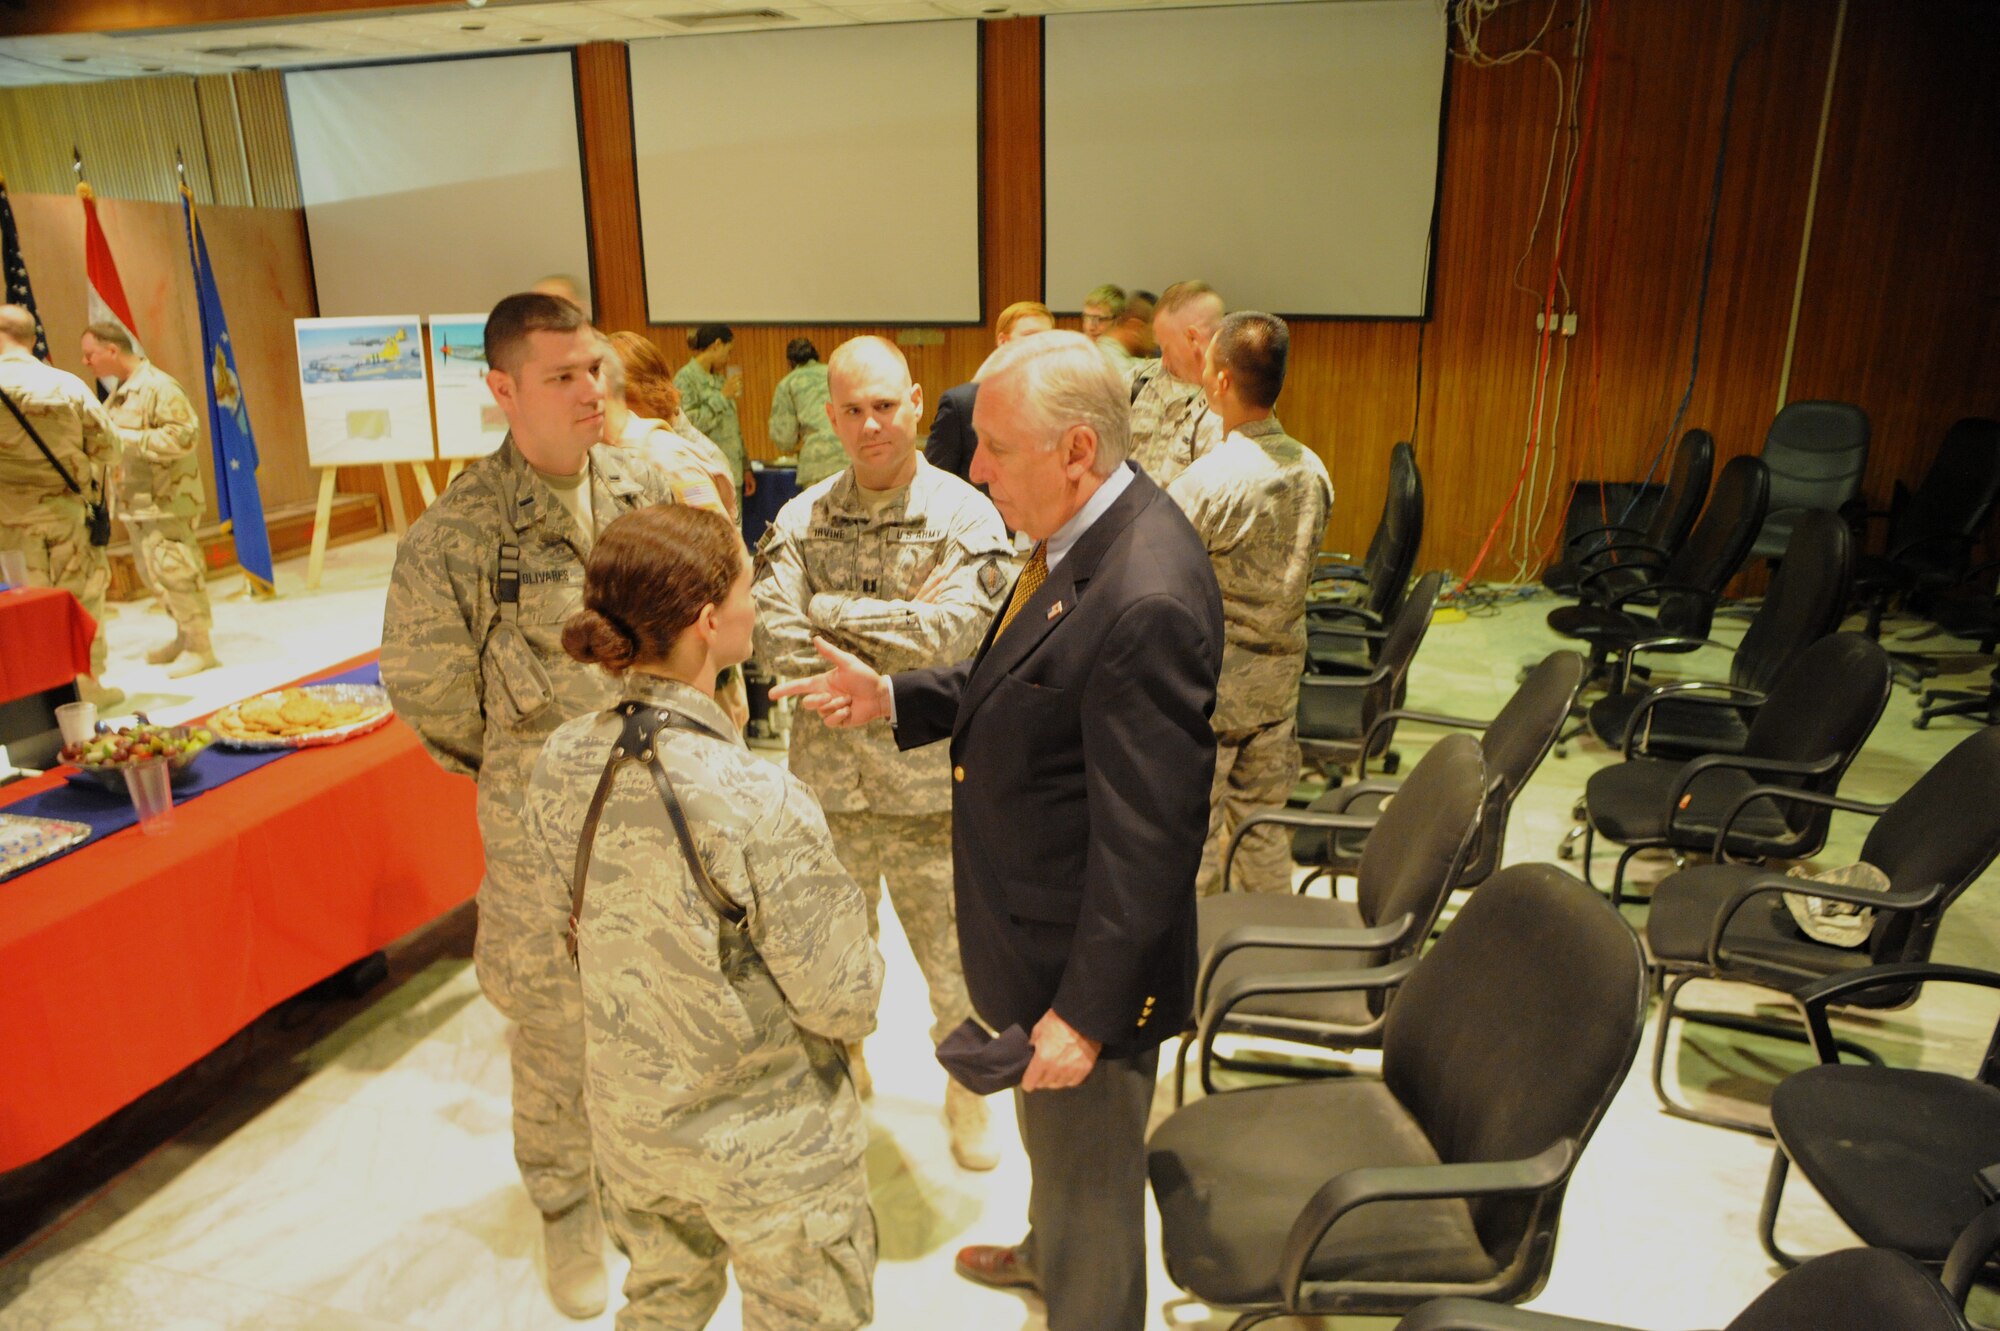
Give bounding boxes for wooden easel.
[306,460,432,591]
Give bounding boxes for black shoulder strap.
[0,385,83,495]
[567,701,745,965]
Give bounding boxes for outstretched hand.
[767,637,892,729]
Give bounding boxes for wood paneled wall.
[7,3,1992,575]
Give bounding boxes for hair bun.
[562,606,637,672]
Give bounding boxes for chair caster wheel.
[1555,742,1570,759]
[1382,752,1401,775]
[1557,841,1576,861]
[1914,717,1930,730]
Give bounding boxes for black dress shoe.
[954,1243,1039,1291]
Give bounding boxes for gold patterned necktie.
[996,543,1049,638]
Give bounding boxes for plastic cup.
[0,550,27,586]
[123,757,176,835]
[55,701,98,747]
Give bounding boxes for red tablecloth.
[0,653,482,1170]
[0,586,97,704]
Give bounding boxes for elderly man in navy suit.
[774,330,1223,1330]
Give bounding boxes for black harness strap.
[567,701,745,965]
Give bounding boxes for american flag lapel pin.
[1046,600,1065,619]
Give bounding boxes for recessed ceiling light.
[62,55,87,62]
[142,64,163,71]
[519,35,544,42]
[462,22,485,29]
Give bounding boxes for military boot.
[166,628,220,678]
[77,676,126,711]
[846,1040,873,1100]
[145,633,185,665]
[945,1079,999,1171]
[540,1196,608,1319]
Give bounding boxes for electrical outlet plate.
[1535,311,1579,337]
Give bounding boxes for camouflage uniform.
[523,675,884,1331]
[767,362,846,489]
[1096,334,1135,370]
[381,435,675,1216]
[675,361,747,492]
[617,412,730,517]
[1128,359,1223,488]
[751,457,1013,1045]
[0,348,117,675]
[1168,417,1333,895]
[105,359,210,636]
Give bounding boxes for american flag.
[0,175,51,361]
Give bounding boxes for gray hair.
[976,330,1129,477]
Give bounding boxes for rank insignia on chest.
[977,559,1003,597]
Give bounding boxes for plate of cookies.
[210,684,395,749]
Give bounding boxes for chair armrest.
[1564,521,1647,549]
[1361,708,1494,765]
[1943,1190,2000,1306]
[1576,558,1666,600]
[1574,540,1673,576]
[1661,752,1840,835]
[1706,878,1950,974]
[1887,530,1974,565]
[1397,1298,1637,1331]
[1619,683,1766,756]
[1278,1140,1579,1309]
[1223,807,1389,893]
[1309,603,1384,630]
[1709,786,1891,860]
[1607,579,1712,614]
[1194,914,1418,1012]
[1615,637,1733,691]
[1793,962,2000,1063]
[1193,955,1420,1093]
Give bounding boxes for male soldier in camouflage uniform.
[1168,312,1332,895]
[752,336,1014,1171]
[768,339,845,488]
[381,293,678,1320]
[1128,281,1225,486]
[79,324,219,677]
[523,555,885,1329]
[0,305,123,708]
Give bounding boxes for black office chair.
[1570,632,1891,906]
[1309,440,1424,674]
[1545,455,1769,694]
[1856,418,2000,635]
[1299,571,1443,779]
[1288,651,1584,894]
[1395,1248,1977,1331]
[1749,400,1870,563]
[1541,428,1714,602]
[1151,864,1646,1326]
[1760,961,2000,1304]
[1582,508,1852,759]
[1177,732,1485,1103]
[1643,724,2000,1133]
[1917,568,2000,728]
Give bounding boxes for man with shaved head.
[1127,279,1225,485]
[751,334,1014,1170]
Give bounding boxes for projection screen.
[286,53,593,317]
[628,22,982,325]
[1044,0,1449,318]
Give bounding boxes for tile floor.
[3,537,1996,1330]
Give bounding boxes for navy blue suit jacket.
[893,465,1223,1057]
[923,381,979,480]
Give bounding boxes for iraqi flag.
[78,182,143,358]
[181,181,274,594]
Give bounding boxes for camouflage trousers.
[1195,716,1302,897]
[824,811,969,1046]
[0,514,110,676]
[131,515,212,634]
[600,1162,875,1330]
[476,839,595,1215]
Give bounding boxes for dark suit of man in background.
[774,330,1224,1331]
[922,300,1056,482]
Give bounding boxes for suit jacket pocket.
[1006,881,1082,926]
